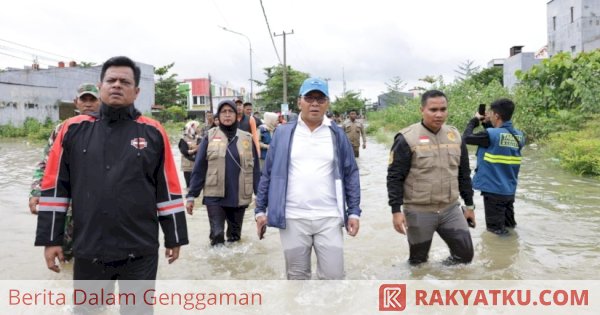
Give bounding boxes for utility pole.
[342,66,347,96]
[208,74,213,114]
[274,30,294,106]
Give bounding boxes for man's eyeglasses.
[303,95,328,104]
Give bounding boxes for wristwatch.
[465,205,475,211]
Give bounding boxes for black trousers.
[206,205,246,245]
[73,255,158,315]
[482,192,517,233]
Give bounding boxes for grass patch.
[545,118,600,177]
[0,118,55,141]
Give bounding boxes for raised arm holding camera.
[463,99,525,236]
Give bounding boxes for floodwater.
[1,136,599,281]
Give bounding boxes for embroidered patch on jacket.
[130,137,148,149]
[447,132,456,142]
[419,136,430,144]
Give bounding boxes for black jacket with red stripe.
[35,104,188,262]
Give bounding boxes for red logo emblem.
[379,284,406,311]
[130,137,148,149]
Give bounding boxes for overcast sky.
[1,0,548,101]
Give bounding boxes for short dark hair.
[421,90,447,107]
[101,56,141,87]
[348,109,357,114]
[490,98,515,121]
[243,102,253,107]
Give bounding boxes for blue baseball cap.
[299,78,329,97]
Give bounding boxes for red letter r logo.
[379,284,406,311]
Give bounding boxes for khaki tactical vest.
[204,127,254,206]
[180,134,198,172]
[343,120,364,147]
[401,123,462,212]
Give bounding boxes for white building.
[547,0,600,56]
[0,61,154,126]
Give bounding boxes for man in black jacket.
[35,56,188,281]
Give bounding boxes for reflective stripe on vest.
[483,152,522,165]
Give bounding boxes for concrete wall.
[0,83,60,125]
[582,0,600,51]
[503,52,542,89]
[0,61,154,126]
[548,0,600,55]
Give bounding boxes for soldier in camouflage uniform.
[28,83,101,260]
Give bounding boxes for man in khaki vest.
[343,109,366,157]
[386,90,476,265]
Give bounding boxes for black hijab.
[216,100,239,140]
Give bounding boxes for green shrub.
[367,79,510,137]
[0,117,55,140]
[545,119,600,177]
[164,106,187,122]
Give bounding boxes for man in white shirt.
[255,78,362,280]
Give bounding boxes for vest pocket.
[243,155,254,168]
[447,147,461,166]
[243,176,253,197]
[414,149,435,168]
[207,146,220,160]
[407,182,432,204]
[206,168,218,186]
[449,179,459,201]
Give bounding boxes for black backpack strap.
[504,128,523,153]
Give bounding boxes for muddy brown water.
[1,137,599,280]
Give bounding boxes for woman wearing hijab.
[258,112,279,169]
[186,100,261,246]
[178,120,200,187]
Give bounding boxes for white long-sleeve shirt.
[285,116,340,219]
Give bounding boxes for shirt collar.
[298,114,331,129]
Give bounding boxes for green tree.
[455,60,480,81]
[331,90,367,115]
[414,75,442,91]
[155,63,187,108]
[512,51,600,139]
[255,65,309,112]
[79,62,96,68]
[468,67,503,86]
[381,76,408,106]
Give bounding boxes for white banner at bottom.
[1,280,598,314]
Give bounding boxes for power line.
[259,0,282,64]
[0,37,76,61]
[0,45,62,64]
[211,0,229,28]
[0,51,32,62]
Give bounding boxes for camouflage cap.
[77,83,99,99]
